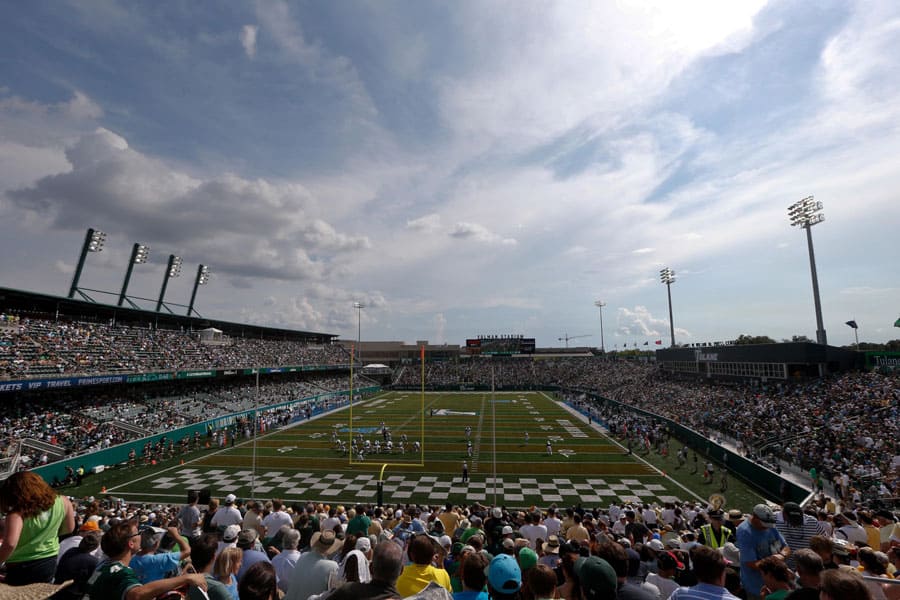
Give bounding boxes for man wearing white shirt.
[211,494,243,529]
[271,529,302,594]
[519,511,548,550]
[261,499,293,539]
[544,507,562,538]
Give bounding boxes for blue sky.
[1,0,898,347]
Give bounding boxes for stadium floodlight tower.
[117,243,150,308]
[156,254,183,313]
[660,267,676,347]
[353,301,365,365]
[187,264,211,317]
[788,196,827,345]
[594,300,606,353]
[68,228,107,299]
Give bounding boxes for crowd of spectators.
[0,314,349,379]
[1,373,371,473]
[2,481,898,599]
[396,356,898,511]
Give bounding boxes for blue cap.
[486,554,522,592]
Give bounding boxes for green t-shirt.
[188,574,232,600]
[347,514,371,537]
[87,561,142,600]
[8,495,66,563]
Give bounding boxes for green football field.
[104,391,708,508]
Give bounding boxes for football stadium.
[3,3,900,597]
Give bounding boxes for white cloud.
[406,213,442,233]
[6,128,370,283]
[448,222,517,246]
[63,91,103,119]
[240,25,259,58]
[616,305,691,340]
[632,247,655,255]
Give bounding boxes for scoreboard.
[465,335,536,356]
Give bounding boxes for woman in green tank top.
[0,471,75,585]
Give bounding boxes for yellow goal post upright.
[348,344,426,506]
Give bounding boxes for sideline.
[542,391,706,504]
[105,393,388,494]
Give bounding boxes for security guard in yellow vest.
[699,510,734,548]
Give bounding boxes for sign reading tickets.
[0,374,128,393]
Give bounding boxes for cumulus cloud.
[406,213,442,233]
[7,128,370,283]
[240,24,258,58]
[616,305,691,340]
[448,222,517,246]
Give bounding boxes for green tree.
[734,334,777,345]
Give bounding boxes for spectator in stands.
[53,530,102,600]
[335,536,372,586]
[669,545,741,600]
[0,471,75,585]
[592,540,656,600]
[188,533,232,600]
[486,554,522,600]
[87,520,206,600]
[570,554,617,600]
[242,500,263,535]
[757,555,794,600]
[212,495,243,531]
[177,490,202,540]
[818,569,872,600]
[284,530,341,600]
[396,533,452,596]
[775,503,824,570]
[736,504,790,600]
[130,520,191,584]
[235,529,271,583]
[238,561,279,600]
[270,528,301,594]
[329,538,404,600]
[260,499,292,541]
[785,549,824,600]
[699,509,734,549]
[213,547,242,600]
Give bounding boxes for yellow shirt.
[396,563,452,597]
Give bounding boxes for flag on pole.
[420,344,425,361]
[845,320,858,329]
[655,340,662,345]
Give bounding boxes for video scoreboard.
[465,335,535,356]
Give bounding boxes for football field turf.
[106,391,704,508]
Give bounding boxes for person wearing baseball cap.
[736,505,790,600]
[646,551,683,600]
[775,502,823,570]
[700,509,734,550]
[486,554,521,599]
[669,545,741,600]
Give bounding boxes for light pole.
[353,302,365,365]
[660,267,676,347]
[187,264,211,316]
[118,243,150,307]
[68,228,106,299]
[156,254,182,313]
[788,196,827,345]
[594,300,606,353]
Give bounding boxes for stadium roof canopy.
[0,286,337,343]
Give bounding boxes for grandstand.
[1,286,897,514]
